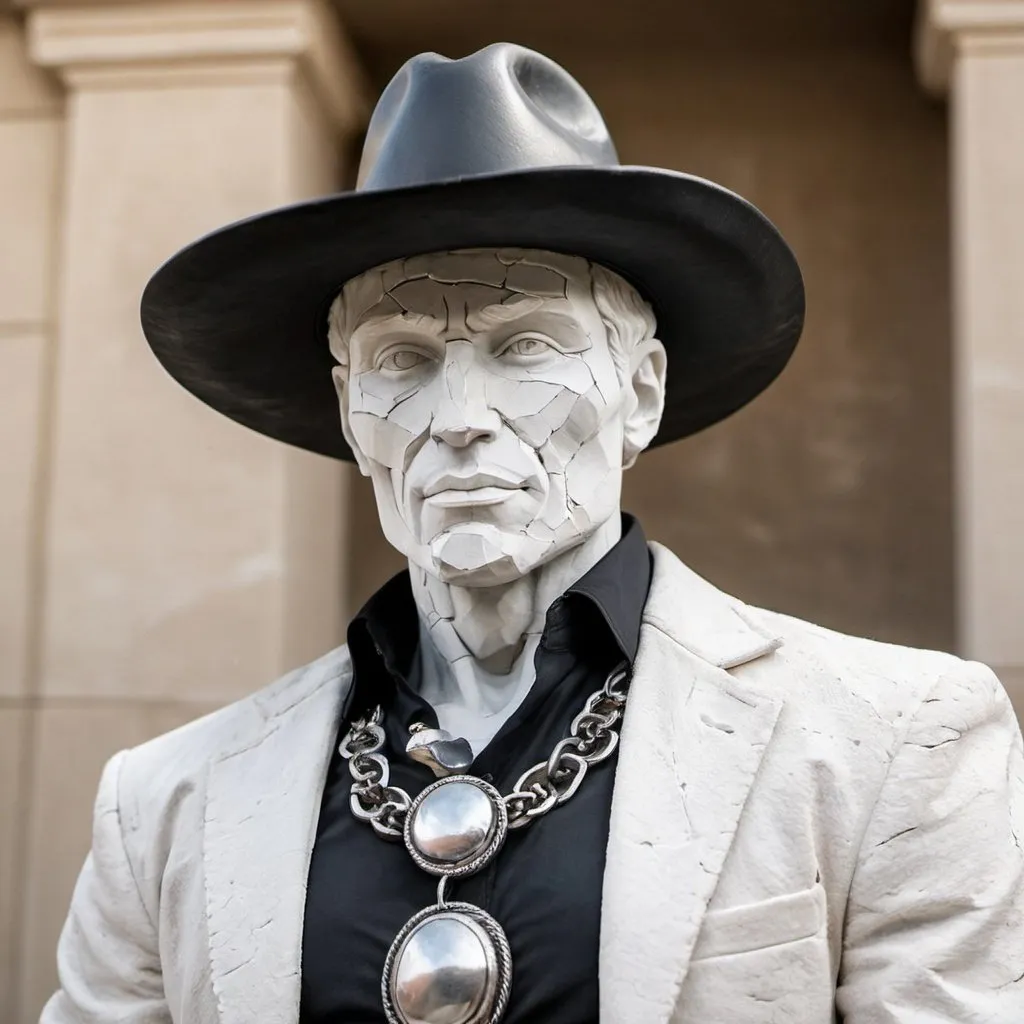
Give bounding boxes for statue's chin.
[424,524,533,588]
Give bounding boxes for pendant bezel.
[382,901,513,1024]
[404,775,508,878]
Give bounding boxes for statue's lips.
[420,471,530,509]
[425,485,524,509]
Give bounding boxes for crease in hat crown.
[356,42,619,192]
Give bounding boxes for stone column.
[11,2,369,1017]
[0,7,63,1018]
[916,0,1024,712]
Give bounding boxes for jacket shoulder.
[646,542,998,720]
[745,603,1005,723]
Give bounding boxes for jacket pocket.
[691,882,826,961]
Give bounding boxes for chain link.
[340,708,411,839]
[504,664,628,828]
[340,662,630,839]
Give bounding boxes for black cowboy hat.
[140,42,804,461]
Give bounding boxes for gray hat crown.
[357,42,619,191]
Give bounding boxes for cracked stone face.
[329,248,664,587]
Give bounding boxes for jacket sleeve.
[40,750,170,1024]
[836,661,1024,1023]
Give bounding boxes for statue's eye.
[501,335,552,358]
[379,348,428,371]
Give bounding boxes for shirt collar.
[345,514,651,715]
[564,513,649,664]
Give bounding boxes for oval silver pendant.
[383,903,512,1024]
[404,776,507,877]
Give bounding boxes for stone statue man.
[43,42,1024,1024]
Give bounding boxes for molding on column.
[0,12,63,114]
[916,0,1024,95]
[26,0,371,132]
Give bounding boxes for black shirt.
[300,517,651,1023]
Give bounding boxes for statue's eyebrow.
[465,302,535,330]
[348,311,448,343]
[465,302,582,336]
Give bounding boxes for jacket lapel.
[600,545,784,1024]
[203,650,352,1024]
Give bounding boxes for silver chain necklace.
[339,662,630,1024]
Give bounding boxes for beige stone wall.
[0,4,368,1019]
[349,44,957,657]
[0,12,64,1016]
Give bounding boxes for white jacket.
[42,544,1024,1023]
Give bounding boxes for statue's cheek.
[535,385,613,469]
[561,429,624,509]
[347,381,436,467]
[486,374,611,451]
[380,385,437,437]
[348,411,417,469]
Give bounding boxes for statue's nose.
[429,345,501,448]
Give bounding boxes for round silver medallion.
[383,902,512,1024]
[404,776,508,877]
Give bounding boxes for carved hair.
[327,253,656,382]
[588,263,657,382]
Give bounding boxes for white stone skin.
[40,544,1024,1023]
[328,249,666,752]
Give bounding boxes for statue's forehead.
[340,249,592,328]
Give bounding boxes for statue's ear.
[332,366,372,476]
[622,338,667,469]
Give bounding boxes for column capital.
[916,0,1024,95]
[25,0,370,133]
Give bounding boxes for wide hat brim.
[140,164,804,461]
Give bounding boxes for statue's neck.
[407,516,622,749]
